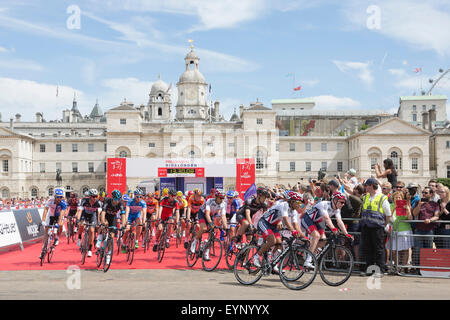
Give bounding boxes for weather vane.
[188,39,194,49]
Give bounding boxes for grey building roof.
[89,100,103,118]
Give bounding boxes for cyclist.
[206,188,216,200]
[185,188,205,249]
[153,189,179,251]
[225,190,241,241]
[98,190,125,263]
[233,187,269,245]
[145,193,159,238]
[253,191,304,269]
[66,192,79,235]
[190,190,228,261]
[300,191,352,267]
[122,188,147,252]
[76,189,102,257]
[39,188,67,258]
[176,191,188,240]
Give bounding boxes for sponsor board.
[0,211,22,248]
[12,208,44,242]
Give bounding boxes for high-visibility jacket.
[360,193,387,228]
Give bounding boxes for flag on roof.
[293,86,301,91]
[166,83,172,93]
[414,67,422,73]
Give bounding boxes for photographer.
[411,186,440,270]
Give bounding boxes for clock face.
[186,88,197,101]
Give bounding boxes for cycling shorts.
[80,212,97,226]
[68,208,78,217]
[300,213,325,236]
[257,219,281,241]
[127,212,141,223]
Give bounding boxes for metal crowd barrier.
[388,219,450,279]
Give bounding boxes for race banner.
[12,208,44,243]
[0,211,22,248]
[236,158,255,199]
[420,248,450,277]
[107,158,127,195]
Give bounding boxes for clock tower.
[175,45,209,121]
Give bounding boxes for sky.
[0,0,449,122]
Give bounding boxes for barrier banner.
[0,211,22,248]
[420,248,450,277]
[12,208,44,243]
[107,158,127,195]
[236,158,255,199]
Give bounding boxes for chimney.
[428,109,436,132]
[36,112,43,123]
[239,104,244,117]
[15,113,21,122]
[214,101,220,121]
[422,112,428,130]
[9,117,13,130]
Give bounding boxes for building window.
[257,118,263,125]
[88,144,94,152]
[290,143,295,152]
[149,143,155,148]
[321,162,327,171]
[432,105,436,110]
[40,144,46,152]
[56,144,62,152]
[104,144,107,152]
[305,143,311,152]
[40,163,45,173]
[446,141,450,149]
[119,151,127,158]
[72,162,78,173]
[411,158,418,170]
[104,162,107,172]
[391,151,401,169]
[88,162,94,173]
[207,142,213,147]
[48,188,54,197]
[256,150,265,169]
[337,162,343,172]
[2,160,8,173]
[305,162,311,172]
[371,158,377,170]
[228,143,235,148]
[422,105,426,111]
[321,143,327,152]
[337,143,343,152]
[72,144,78,152]
[189,150,195,159]
[41,133,45,137]
[31,188,38,197]
[56,162,61,172]
[413,114,417,122]
[276,143,279,152]
[170,143,176,147]
[120,119,126,125]
[276,162,280,172]
[158,108,162,116]
[412,105,416,111]
[290,162,295,172]
[447,165,450,178]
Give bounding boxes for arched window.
[48,188,54,197]
[119,151,127,158]
[390,151,402,170]
[158,108,162,116]
[82,186,89,195]
[31,188,38,198]
[1,188,9,199]
[189,150,195,159]
[256,150,265,169]
[157,94,163,102]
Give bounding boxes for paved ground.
[1,269,449,300]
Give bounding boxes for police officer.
[360,178,391,276]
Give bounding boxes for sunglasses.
[395,186,403,189]
[56,196,63,199]
[422,192,429,195]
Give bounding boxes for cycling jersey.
[159,197,179,221]
[300,201,340,235]
[103,198,125,218]
[45,198,67,218]
[126,199,146,223]
[188,196,205,214]
[68,198,78,211]
[146,198,159,215]
[236,196,268,223]
[198,198,226,224]
[260,200,294,226]
[79,198,102,225]
[177,197,188,218]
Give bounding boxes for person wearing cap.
[346,169,358,189]
[360,178,391,276]
[407,183,420,209]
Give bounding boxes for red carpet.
[0,234,229,271]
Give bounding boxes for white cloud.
[0,46,9,52]
[301,79,320,87]
[333,60,373,86]
[402,60,408,65]
[312,95,361,110]
[0,57,44,71]
[342,0,450,56]
[388,69,407,77]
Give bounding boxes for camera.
[421,198,429,203]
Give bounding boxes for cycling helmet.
[284,190,303,202]
[134,188,144,196]
[331,191,346,202]
[88,189,98,197]
[194,188,202,195]
[162,188,169,195]
[227,190,235,198]
[84,191,89,197]
[111,190,122,201]
[187,190,193,197]
[256,187,270,198]
[100,191,106,197]
[214,189,226,199]
[54,188,64,197]
[122,194,130,202]
[177,191,183,197]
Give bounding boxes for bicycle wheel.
[319,245,354,287]
[103,239,114,272]
[279,247,318,290]
[225,238,240,270]
[176,222,183,248]
[116,231,122,255]
[186,238,200,267]
[202,238,223,271]
[143,227,150,253]
[96,247,104,268]
[81,232,89,265]
[157,232,166,263]
[67,221,72,244]
[47,244,54,263]
[127,232,136,265]
[40,236,48,266]
[233,245,263,285]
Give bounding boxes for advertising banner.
[0,211,22,248]
[12,208,44,243]
[420,248,450,277]
[236,158,255,199]
[160,178,177,191]
[107,158,127,195]
[214,177,224,191]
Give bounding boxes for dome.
[150,79,169,95]
[178,69,206,83]
[230,112,240,122]
[185,49,199,61]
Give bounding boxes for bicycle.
[125,221,140,265]
[157,220,176,263]
[225,225,260,269]
[39,224,59,266]
[116,225,124,255]
[315,231,354,286]
[234,230,318,290]
[142,218,154,253]
[65,215,78,244]
[175,219,184,248]
[186,225,223,271]
[79,222,96,265]
[96,225,117,272]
